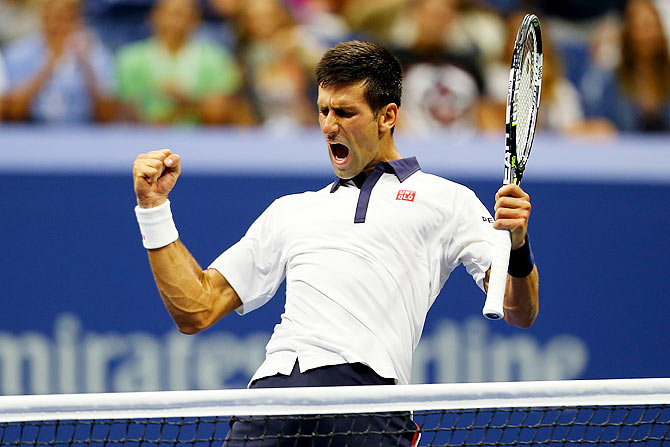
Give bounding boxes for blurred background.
[1,0,669,132]
[1,0,669,395]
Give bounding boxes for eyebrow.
[318,104,357,114]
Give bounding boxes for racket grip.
[482,228,512,320]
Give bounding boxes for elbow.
[505,306,538,329]
[513,318,535,329]
[176,323,203,335]
[173,313,212,335]
[505,317,534,329]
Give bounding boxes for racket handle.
[482,228,511,320]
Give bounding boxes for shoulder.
[4,33,43,63]
[192,39,227,53]
[3,33,43,80]
[410,171,485,212]
[410,171,473,195]
[116,39,153,62]
[186,38,233,60]
[270,186,329,208]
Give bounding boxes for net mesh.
[3,406,670,446]
[2,380,670,446]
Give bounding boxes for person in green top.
[116,0,253,125]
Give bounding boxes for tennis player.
[133,41,539,446]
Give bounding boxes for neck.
[360,141,402,177]
[159,34,186,55]
[46,32,71,56]
[383,141,402,162]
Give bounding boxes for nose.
[320,110,338,138]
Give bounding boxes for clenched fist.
[133,149,181,208]
[493,184,531,250]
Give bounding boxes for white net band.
[2,378,670,423]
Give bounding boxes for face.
[42,0,80,41]
[241,0,288,40]
[415,0,454,41]
[317,82,386,179]
[152,0,199,42]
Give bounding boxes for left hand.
[494,184,531,250]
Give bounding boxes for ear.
[377,103,398,134]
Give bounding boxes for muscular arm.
[77,55,117,123]
[2,59,55,121]
[504,265,539,328]
[485,184,540,328]
[147,240,242,334]
[134,149,242,334]
[484,265,539,328]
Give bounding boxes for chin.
[332,168,350,179]
[332,165,356,180]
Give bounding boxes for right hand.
[133,149,181,208]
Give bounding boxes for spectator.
[116,0,252,125]
[340,0,407,43]
[388,0,480,58]
[478,11,615,136]
[286,0,358,49]
[1,0,117,123]
[235,0,317,129]
[200,0,244,51]
[390,0,484,134]
[0,0,40,48]
[457,2,507,68]
[581,0,670,132]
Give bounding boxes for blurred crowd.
[0,0,669,135]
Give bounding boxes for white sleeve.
[208,200,286,315]
[445,188,496,291]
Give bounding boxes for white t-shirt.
[209,158,496,385]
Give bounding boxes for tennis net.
[1,378,669,446]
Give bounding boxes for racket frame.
[483,13,542,321]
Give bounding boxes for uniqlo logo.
[396,190,416,202]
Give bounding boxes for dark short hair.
[315,40,403,114]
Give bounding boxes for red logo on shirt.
[396,190,416,202]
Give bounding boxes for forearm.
[83,75,116,123]
[147,239,241,334]
[3,66,53,120]
[75,59,117,123]
[503,266,539,328]
[133,151,242,333]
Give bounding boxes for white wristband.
[135,200,179,249]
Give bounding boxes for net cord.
[1,378,669,423]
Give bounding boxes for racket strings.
[515,32,538,165]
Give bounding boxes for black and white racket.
[482,13,543,320]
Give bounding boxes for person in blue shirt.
[581,0,670,132]
[1,0,117,123]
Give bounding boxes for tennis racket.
[482,13,542,320]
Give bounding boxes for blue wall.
[1,128,669,395]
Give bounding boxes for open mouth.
[330,143,350,164]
